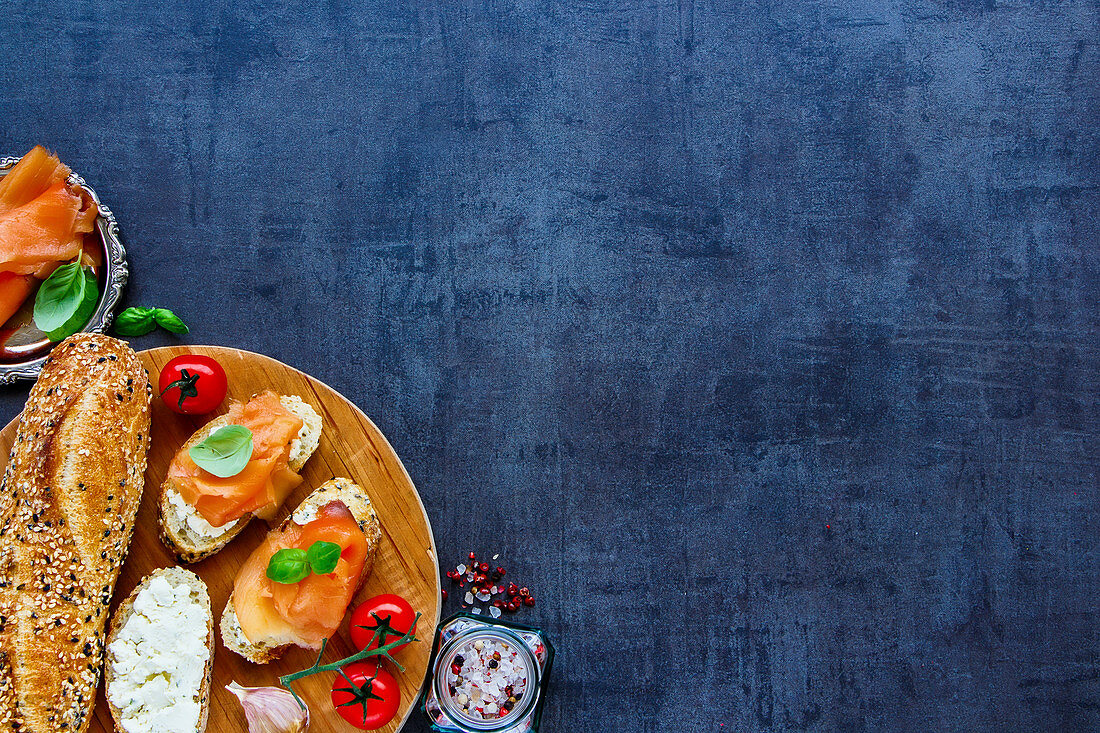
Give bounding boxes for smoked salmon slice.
[0,146,97,278]
[167,391,305,527]
[233,501,370,649]
[0,145,69,215]
[0,273,35,326]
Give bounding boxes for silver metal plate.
[0,156,129,384]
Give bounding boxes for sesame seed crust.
[0,334,151,733]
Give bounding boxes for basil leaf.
[33,261,87,332]
[153,308,189,334]
[306,540,342,575]
[45,269,99,342]
[113,306,189,336]
[188,425,253,478]
[114,307,157,336]
[266,548,311,584]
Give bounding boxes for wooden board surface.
[0,345,440,733]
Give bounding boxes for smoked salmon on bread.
[158,392,322,563]
[220,478,382,664]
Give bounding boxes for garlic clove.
[226,681,310,733]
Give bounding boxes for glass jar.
[423,613,554,733]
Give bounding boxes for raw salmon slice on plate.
[0,145,98,279]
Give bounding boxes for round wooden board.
[0,346,440,733]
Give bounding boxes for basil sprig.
[188,425,253,478]
[114,306,189,336]
[33,260,100,341]
[266,541,343,584]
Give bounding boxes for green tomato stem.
[277,612,421,708]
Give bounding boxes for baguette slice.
[158,394,322,563]
[0,334,151,733]
[105,567,214,733]
[220,477,382,664]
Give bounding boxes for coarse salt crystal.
[456,564,466,574]
[476,590,491,602]
[489,606,502,618]
[464,591,475,605]
[472,607,482,615]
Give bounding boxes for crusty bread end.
[158,395,322,563]
[220,477,382,664]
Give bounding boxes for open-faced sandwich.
[221,477,382,664]
[105,567,214,733]
[158,390,322,563]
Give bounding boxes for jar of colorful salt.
[423,613,554,732]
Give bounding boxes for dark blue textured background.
[2,1,1098,731]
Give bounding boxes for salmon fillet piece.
[0,146,98,278]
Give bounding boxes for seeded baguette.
[220,477,382,664]
[105,567,213,733]
[157,395,322,563]
[0,334,151,733]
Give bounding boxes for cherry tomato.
[158,355,227,414]
[330,660,400,730]
[349,594,417,654]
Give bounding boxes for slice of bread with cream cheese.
[105,567,214,733]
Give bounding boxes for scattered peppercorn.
[444,554,538,617]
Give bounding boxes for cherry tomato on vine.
[330,660,400,730]
[349,594,417,654]
[158,355,227,414]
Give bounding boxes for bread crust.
[104,567,213,733]
[0,334,151,733]
[220,477,382,664]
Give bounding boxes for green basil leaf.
[114,307,157,336]
[153,308,189,334]
[45,270,99,342]
[188,425,253,478]
[266,548,311,584]
[305,540,342,575]
[33,261,87,332]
